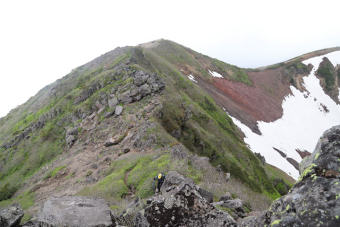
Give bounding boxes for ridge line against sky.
[0,0,339,117]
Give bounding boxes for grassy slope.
[0,40,295,216]
[138,43,284,198]
[0,49,132,203]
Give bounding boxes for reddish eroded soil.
[179,46,340,134]
[198,68,292,134]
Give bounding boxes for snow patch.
[227,51,340,179]
[209,70,223,78]
[188,74,198,83]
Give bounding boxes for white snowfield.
[209,70,223,78]
[227,51,340,179]
[188,74,198,83]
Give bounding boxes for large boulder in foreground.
[135,171,236,227]
[35,196,114,227]
[241,125,340,227]
[0,204,24,227]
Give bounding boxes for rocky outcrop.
[134,171,236,227]
[1,108,62,150]
[240,125,340,227]
[32,196,114,227]
[213,196,246,219]
[65,127,78,148]
[316,57,339,103]
[118,70,165,104]
[0,204,24,227]
[74,82,103,105]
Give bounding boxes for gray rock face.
[0,204,24,227]
[135,171,236,227]
[240,125,340,227]
[133,71,149,86]
[65,127,78,148]
[128,70,165,102]
[219,192,232,202]
[115,106,123,116]
[74,82,102,105]
[118,91,133,104]
[221,199,243,209]
[139,84,151,97]
[108,97,118,108]
[35,196,114,227]
[198,187,214,203]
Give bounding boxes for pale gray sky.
[0,0,339,117]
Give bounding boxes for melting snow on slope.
[228,51,340,179]
[188,74,198,83]
[209,70,223,78]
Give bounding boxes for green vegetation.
[0,191,35,223]
[44,165,66,179]
[0,39,294,213]
[137,46,281,199]
[211,59,252,85]
[79,154,169,200]
[146,39,252,85]
[0,183,18,201]
[317,58,335,91]
[0,48,132,203]
[79,152,202,203]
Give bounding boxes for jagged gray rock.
[135,171,236,227]
[240,125,340,227]
[0,204,24,227]
[34,196,114,227]
[198,187,214,203]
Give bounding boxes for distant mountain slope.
[137,40,340,179]
[229,51,340,179]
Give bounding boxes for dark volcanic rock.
[35,196,114,227]
[0,204,24,227]
[296,148,311,159]
[219,192,232,202]
[135,171,236,227]
[273,147,287,158]
[240,125,340,227]
[286,157,299,171]
[198,187,214,203]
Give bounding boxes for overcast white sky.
[0,0,339,117]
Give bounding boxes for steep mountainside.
[0,40,296,223]
[230,51,340,179]
[137,40,340,179]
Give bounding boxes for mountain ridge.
[1,39,339,224]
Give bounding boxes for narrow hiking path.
[123,168,136,199]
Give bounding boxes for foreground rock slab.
[240,125,340,227]
[0,204,24,227]
[35,196,114,227]
[135,171,236,227]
